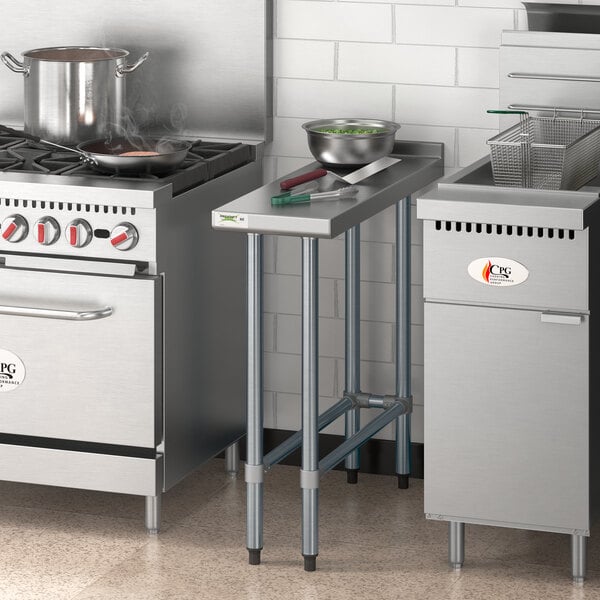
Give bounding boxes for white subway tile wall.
[394,6,515,48]
[277,1,392,42]
[265,0,577,445]
[277,79,394,120]
[456,48,500,88]
[458,127,499,167]
[338,44,456,85]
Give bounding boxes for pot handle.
[1,52,29,76]
[115,51,149,78]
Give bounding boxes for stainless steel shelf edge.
[426,513,589,537]
[0,443,162,496]
[212,141,443,238]
[501,30,600,50]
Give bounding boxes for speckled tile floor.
[0,459,598,599]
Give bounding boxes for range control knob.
[35,217,60,246]
[110,222,138,251]
[66,219,93,248]
[1,215,28,242]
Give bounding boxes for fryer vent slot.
[434,220,575,240]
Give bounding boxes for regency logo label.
[213,212,249,229]
[467,257,529,287]
[0,349,25,392]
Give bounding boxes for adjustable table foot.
[248,548,262,565]
[346,468,359,484]
[397,474,409,489]
[303,554,317,572]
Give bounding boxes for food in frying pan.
[119,151,160,156]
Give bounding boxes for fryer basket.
[488,115,600,190]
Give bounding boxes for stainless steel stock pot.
[1,46,149,145]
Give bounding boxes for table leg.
[344,225,360,484]
[225,441,240,476]
[301,236,319,571]
[246,233,264,565]
[395,196,411,489]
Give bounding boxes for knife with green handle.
[271,185,358,206]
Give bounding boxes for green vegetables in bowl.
[316,127,384,135]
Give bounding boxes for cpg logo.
[0,349,25,392]
[468,257,529,287]
[0,362,16,380]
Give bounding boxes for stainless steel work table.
[212,141,444,571]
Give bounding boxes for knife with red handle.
[280,168,328,190]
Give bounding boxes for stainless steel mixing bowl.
[302,118,400,166]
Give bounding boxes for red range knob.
[35,217,60,246]
[1,215,28,242]
[110,223,138,251]
[65,219,93,248]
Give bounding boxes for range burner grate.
[0,134,254,194]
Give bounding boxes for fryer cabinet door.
[424,301,589,532]
[0,267,161,448]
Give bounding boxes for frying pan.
[0,124,191,174]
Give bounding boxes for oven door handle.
[0,304,113,321]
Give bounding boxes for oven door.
[0,266,161,448]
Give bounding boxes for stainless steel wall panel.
[501,46,600,114]
[500,31,600,121]
[0,1,272,142]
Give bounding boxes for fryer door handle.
[540,312,583,326]
[0,304,113,321]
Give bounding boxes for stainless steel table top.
[212,141,443,238]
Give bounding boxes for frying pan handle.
[280,168,328,190]
[116,52,149,78]
[1,52,29,76]
[0,124,97,165]
[0,124,41,143]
